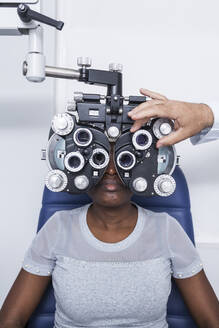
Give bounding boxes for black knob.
[17,4,64,31]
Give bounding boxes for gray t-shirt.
[23,203,203,328]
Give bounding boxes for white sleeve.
[166,215,203,279]
[190,101,219,145]
[22,212,62,276]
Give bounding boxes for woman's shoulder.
[138,205,186,237]
[43,205,87,230]
[138,205,169,222]
[137,205,181,235]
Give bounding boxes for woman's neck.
[87,202,138,232]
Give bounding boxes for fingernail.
[157,143,162,149]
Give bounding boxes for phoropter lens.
[120,154,133,168]
[93,152,105,166]
[117,151,136,171]
[73,128,93,147]
[68,156,81,169]
[132,130,152,150]
[136,134,148,147]
[89,148,109,169]
[64,152,85,172]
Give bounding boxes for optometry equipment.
[0,2,177,197]
[0,1,64,82]
[43,58,177,197]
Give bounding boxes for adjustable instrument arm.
[0,1,64,82]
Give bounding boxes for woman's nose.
[105,155,117,175]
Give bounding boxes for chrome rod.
[45,66,80,80]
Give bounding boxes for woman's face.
[87,144,133,207]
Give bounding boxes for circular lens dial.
[45,170,68,192]
[64,152,85,172]
[117,151,136,171]
[89,148,109,169]
[132,130,152,150]
[73,128,93,147]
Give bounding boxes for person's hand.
[128,88,214,148]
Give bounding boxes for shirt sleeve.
[22,212,62,276]
[166,214,203,279]
[190,101,219,145]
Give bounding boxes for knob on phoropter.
[52,113,74,136]
[107,126,120,139]
[109,63,123,73]
[45,170,68,192]
[154,174,176,197]
[74,92,84,102]
[153,118,174,140]
[77,57,92,68]
[132,177,148,192]
[74,175,89,190]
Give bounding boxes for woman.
[0,146,219,328]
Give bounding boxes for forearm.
[0,319,23,328]
[202,323,219,328]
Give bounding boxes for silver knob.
[107,126,120,138]
[52,113,74,136]
[67,101,76,112]
[160,180,173,193]
[154,175,176,197]
[18,4,26,11]
[109,63,123,72]
[133,177,147,192]
[153,119,174,139]
[49,174,63,189]
[74,92,83,102]
[45,170,68,192]
[160,122,172,136]
[77,57,92,68]
[74,175,89,190]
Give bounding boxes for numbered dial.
[154,174,176,197]
[45,170,68,192]
[52,113,74,136]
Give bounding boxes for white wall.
[55,0,219,296]
[0,0,56,306]
[0,0,219,309]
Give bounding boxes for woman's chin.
[91,190,132,208]
[88,182,133,207]
[98,191,123,205]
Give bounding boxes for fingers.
[130,105,165,120]
[140,88,168,101]
[174,120,180,130]
[130,119,146,133]
[156,128,189,148]
[129,102,175,121]
[128,99,160,116]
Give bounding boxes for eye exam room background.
[0,0,219,306]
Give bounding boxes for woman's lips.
[100,179,123,192]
